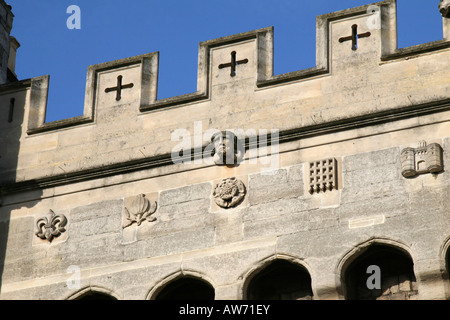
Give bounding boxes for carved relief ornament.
[35,210,68,242]
[123,194,157,228]
[401,141,443,178]
[211,131,244,166]
[213,177,246,208]
[309,158,338,194]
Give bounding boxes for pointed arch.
[241,254,314,300]
[337,238,417,300]
[66,286,119,300]
[147,270,215,300]
[440,236,450,281]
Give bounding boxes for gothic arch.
[337,237,417,300]
[66,286,120,300]
[241,254,314,300]
[443,237,450,299]
[147,270,215,300]
[439,236,450,281]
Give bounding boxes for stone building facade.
[0,0,449,300]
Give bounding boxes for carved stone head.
[440,0,450,18]
[211,131,244,166]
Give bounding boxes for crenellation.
[0,1,448,188]
[0,0,449,301]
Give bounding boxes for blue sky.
[6,0,444,122]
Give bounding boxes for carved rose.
[123,194,157,228]
[213,177,246,208]
[35,210,68,242]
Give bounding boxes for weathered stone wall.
[0,0,449,300]
[0,131,448,299]
[1,2,449,187]
[0,0,12,84]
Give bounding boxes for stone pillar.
[415,259,448,300]
[444,17,450,40]
[7,35,19,81]
[0,1,14,85]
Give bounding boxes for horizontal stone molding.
[1,0,448,128]
[1,97,449,197]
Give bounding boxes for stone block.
[213,212,244,245]
[342,148,399,172]
[60,235,124,270]
[4,218,34,257]
[248,166,303,205]
[158,198,210,221]
[1,0,449,300]
[243,197,313,222]
[243,211,310,240]
[159,183,212,206]
[122,238,152,261]
[70,199,123,222]
[142,211,216,240]
[150,227,216,257]
[182,242,277,287]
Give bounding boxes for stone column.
[414,259,449,300]
[0,1,14,84]
[444,17,450,40]
[7,36,19,80]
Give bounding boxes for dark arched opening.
[446,247,450,282]
[155,276,215,300]
[76,291,117,300]
[246,259,313,300]
[344,244,417,300]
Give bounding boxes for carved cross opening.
[105,75,134,101]
[8,98,15,123]
[338,24,371,51]
[218,51,248,77]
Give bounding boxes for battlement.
[0,0,449,193]
[0,0,17,84]
[0,1,449,301]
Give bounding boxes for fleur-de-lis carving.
[35,210,68,242]
[123,194,157,229]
